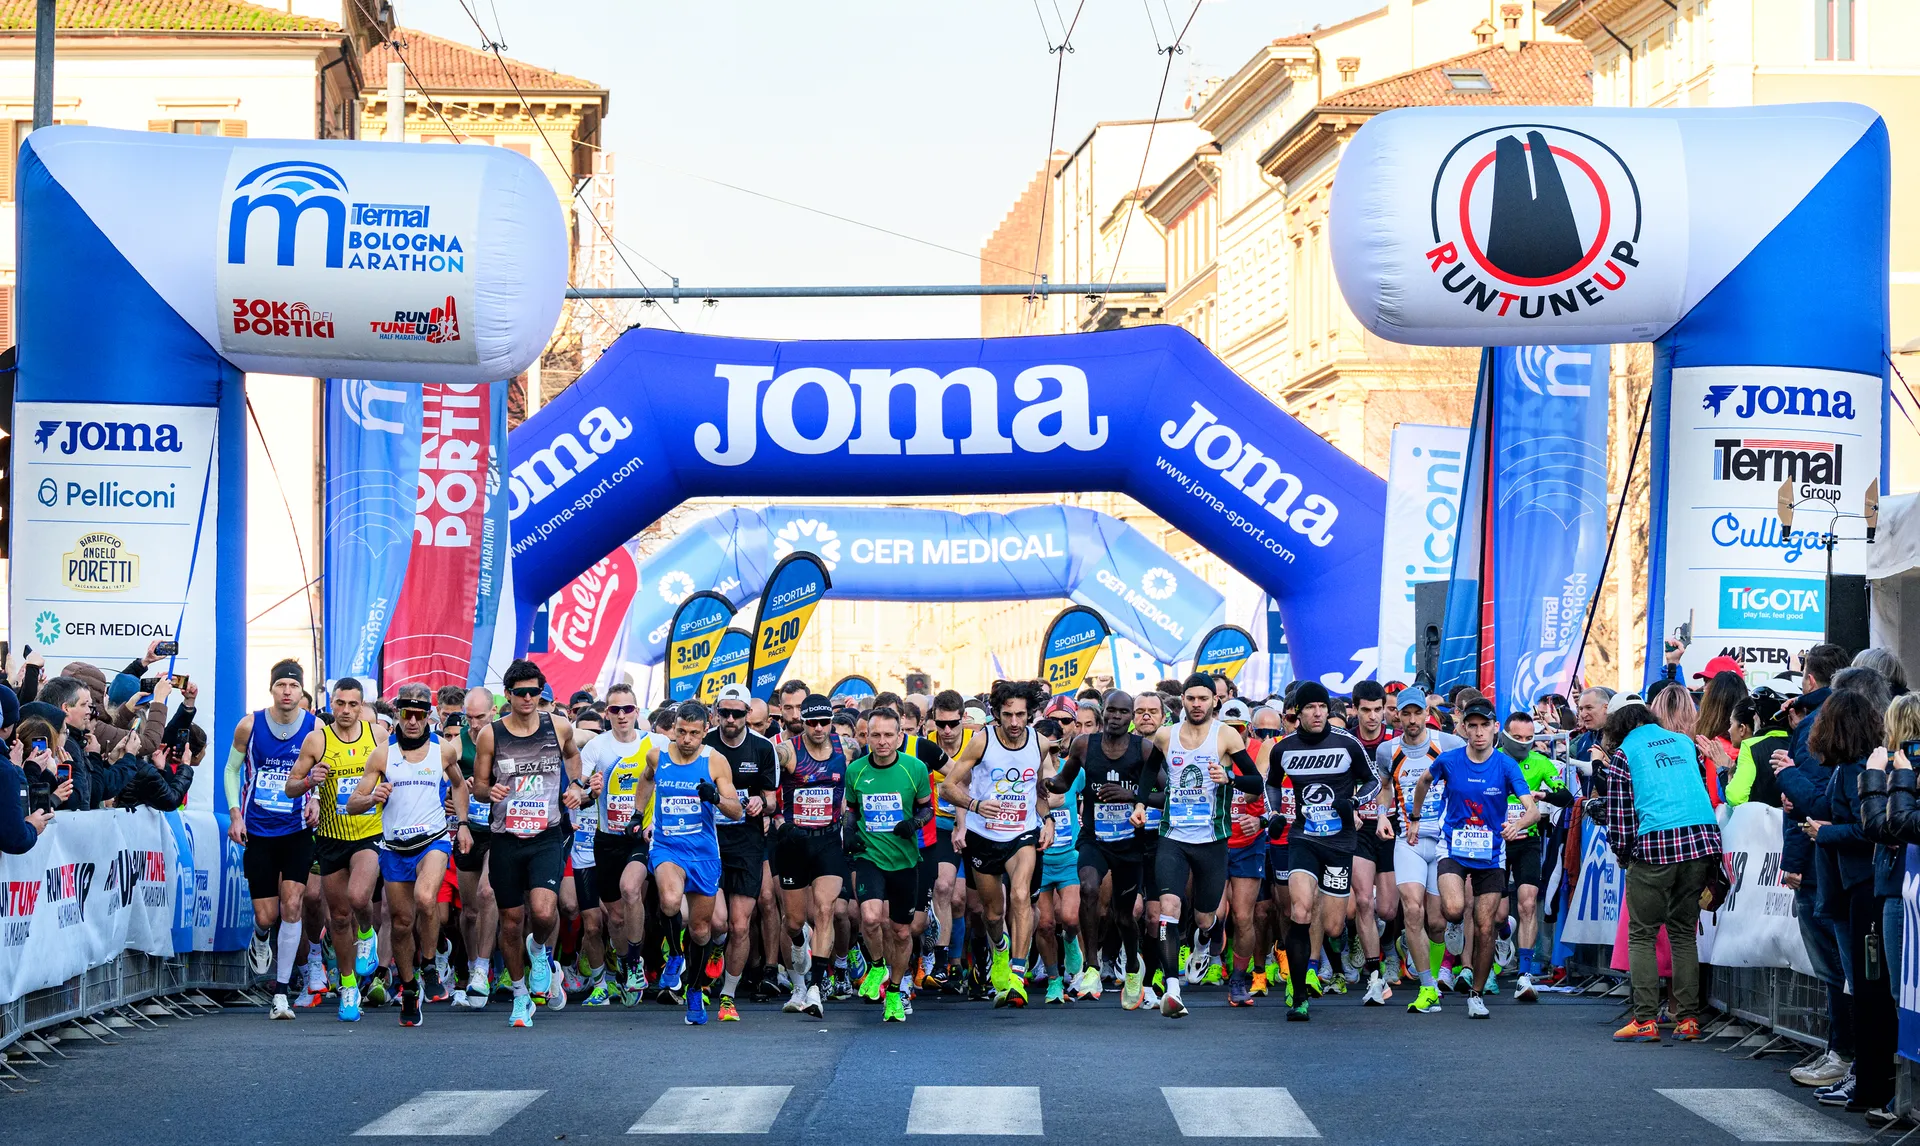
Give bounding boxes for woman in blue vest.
[1593,695,1722,1045]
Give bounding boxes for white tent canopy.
[1868,492,1920,684]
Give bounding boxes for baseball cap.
[715,683,750,705]
[1219,698,1251,725]
[1395,686,1428,710]
[963,704,988,724]
[1457,698,1497,723]
[1044,696,1077,718]
[801,694,833,721]
[1607,692,1647,715]
[1693,655,1745,682]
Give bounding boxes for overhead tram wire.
[1025,0,1089,332]
[1101,0,1204,301]
[452,0,683,331]
[347,0,624,337]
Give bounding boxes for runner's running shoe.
[1046,977,1066,1005]
[1515,973,1538,1002]
[270,993,295,1020]
[717,995,740,1022]
[364,974,389,1008]
[1183,946,1208,985]
[685,989,708,1026]
[1361,970,1391,1006]
[582,981,615,1006]
[1407,985,1442,1014]
[1160,981,1188,1018]
[399,980,423,1027]
[989,944,1012,993]
[509,994,534,1028]
[337,985,362,1023]
[1203,960,1225,985]
[859,965,887,1002]
[1286,1001,1309,1022]
[248,930,272,977]
[784,981,809,1014]
[657,955,685,994]
[1121,961,1145,1010]
[1072,967,1102,1000]
[883,990,907,1022]
[804,984,825,1018]
[705,948,724,983]
[528,936,553,998]
[1226,971,1253,1008]
[1435,963,1456,992]
[1494,936,1516,970]
[1140,984,1162,1011]
[1466,994,1490,1019]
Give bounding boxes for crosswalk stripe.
[353,1090,546,1137]
[1658,1089,1871,1142]
[1161,1087,1321,1138]
[628,1086,793,1135]
[906,1086,1043,1136]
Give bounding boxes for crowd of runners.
[229,657,1579,1028]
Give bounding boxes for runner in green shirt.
[843,705,934,1022]
[1498,711,1572,1000]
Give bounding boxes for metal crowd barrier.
[1704,965,1831,1052]
[0,950,249,1056]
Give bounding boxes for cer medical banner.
[1657,366,1883,680]
[1378,424,1468,686]
[665,590,734,704]
[747,553,830,701]
[698,628,753,704]
[10,401,220,714]
[1490,346,1610,708]
[1039,605,1109,694]
[1191,624,1256,683]
[619,505,1225,669]
[323,379,424,681]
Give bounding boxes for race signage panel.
[529,546,638,703]
[1378,423,1468,686]
[697,628,753,704]
[10,401,217,707]
[665,590,734,703]
[1038,605,1109,695]
[747,552,830,701]
[1660,366,1882,679]
[1191,624,1256,684]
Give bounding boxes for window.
[172,120,220,135]
[1444,69,1493,91]
[1815,0,1854,61]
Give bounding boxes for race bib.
[989,800,1027,831]
[605,793,636,830]
[1418,785,1443,824]
[1093,802,1133,843]
[503,794,548,836]
[1168,786,1210,831]
[468,796,491,828]
[1356,794,1381,819]
[334,775,360,815]
[1504,801,1527,826]
[1142,806,1163,832]
[1048,806,1072,837]
[793,787,835,828]
[1278,785,1296,820]
[1303,803,1340,837]
[252,764,295,814]
[571,820,596,865]
[861,791,905,834]
[1451,824,1496,862]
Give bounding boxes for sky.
[394,0,1379,340]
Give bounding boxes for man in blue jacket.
[1774,642,1852,1089]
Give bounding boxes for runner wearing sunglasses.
[776,693,854,1018]
[703,682,782,1021]
[583,682,652,1005]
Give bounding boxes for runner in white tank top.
[940,681,1061,1010]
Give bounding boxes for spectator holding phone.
[16,715,76,813]
[1,734,51,853]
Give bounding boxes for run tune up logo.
[1424,125,1645,324]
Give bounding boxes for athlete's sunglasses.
[605,704,638,715]
[395,703,431,716]
[717,707,749,720]
[509,686,543,699]
[932,718,962,730]
[805,718,833,727]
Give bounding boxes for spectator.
[1696,671,1750,762]
[16,715,75,812]
[1595,694,1722,1043]
[1800,690,1896,1122]
[1726,694,1791,807]
[115,722,202,812]
[1,737,52,853]
[1832,666,1892,714]
[61,659,162,760]
[1774,641,1854,1089]
[1860,694,1920,988]
[1852,648,1909,697]
[1573,686,1614,771]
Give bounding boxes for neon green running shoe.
[989,944,1011,993]
[1203,960,1225,985]
[883,990,906,1022]
[582,981,615,1007]
[1305,968,1323,998]
[859,965,887,1002]
[1151,968,1165,992]
[1407,985,1443,1014]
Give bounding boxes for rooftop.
[0,0,338,32]
[365,26,603,94]
[1317,40,1592,109]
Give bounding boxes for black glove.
[696,779,720,805]
[892,816,920,839]
[1540,787,1576,808]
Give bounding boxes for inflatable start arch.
[506,326,1388,687]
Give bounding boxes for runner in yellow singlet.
[286,677,381,1022]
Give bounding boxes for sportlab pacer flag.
[698,628,754,704]
[747,551,830,701]
[1038,605,1109,695]
[665,590,734,703]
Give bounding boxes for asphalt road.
[0,984,1885,1145]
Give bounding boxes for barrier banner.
[1490,346,1611,707]
[620,505,1223,669]
[697,628,753,704]
[1902,844,1920,1061]
[323,380,423,681]
[830,674,877,706]
[1038,605,1109,695]
[0,809,177,1005]
[1710,802,1812,973]
[530,545,639,703]
[384,384,497,693]
[1378,423,1468,685]
[1560,819,1625,945]
[666,590,734,704]
[747,552,830,701]
[1191,624,1256,683]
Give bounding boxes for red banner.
[531,547,638,702]
[383,384,492,695]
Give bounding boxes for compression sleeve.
[1227,747,1262,794]
[225,746,247,818]
[1138,749,1168,809]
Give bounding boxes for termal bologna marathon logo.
[1426,125,1642,323]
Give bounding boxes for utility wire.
[1570,386,1652,690]
[1024,0,1088,332]
[1103,0,1203,300]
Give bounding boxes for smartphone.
[31,738,47,755]
[171,674,190,690]
[153,640,179,658]
[1903,740,1920,764]
[55,762,69,784]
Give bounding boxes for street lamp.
[1778,477,1879,647]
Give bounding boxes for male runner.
[922,690,972,987]
[1034,716,1085,1006]
[776,694,853,1018]
[229,659,317,1020]
[1138,674,1264,1017]
[776,680,811,739]
[584,683,654,1005]
[472,659,588,1028]
[1268,680,1385,1021]
[1382,687,1463,1013]
[704,682,781,1021]
[1346,680,1399,1003]
[286,678,382,1022]
[1129,690,1169,1003]
[940,679,1058,1008]
[450,687,501,1008]
[635,700,742,1025]
[1222,721,1270,1007]
[1408,698,1541,1019]
[344,683,468,1026]
[844,706,934,1022]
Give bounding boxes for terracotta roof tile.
[1319,41,1592,109]
[366,26,602,93]
[0,0,337,32]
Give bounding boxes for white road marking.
[1161,1087,1322,1138]
[906,1086,1043,1135]
[628,1085,793,1135]
[1658,1089,1872,1142]
[354,1090,545,1137]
